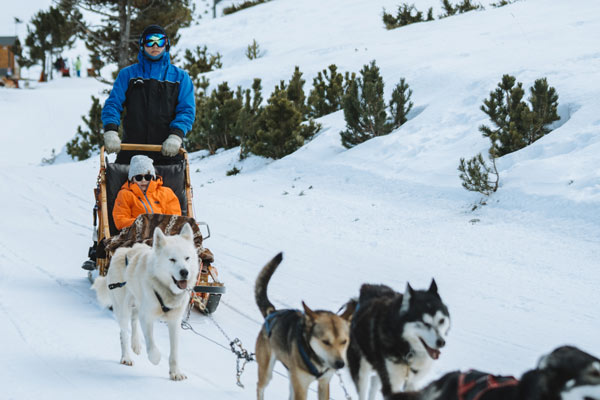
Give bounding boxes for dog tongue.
[176,280,187,290]
[430,348,440,360]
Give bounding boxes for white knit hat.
[128,155,156,180]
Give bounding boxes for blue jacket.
[102,49,195,162]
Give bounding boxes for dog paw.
[148,347,161,365]
[131,340,141,355]
[169,370,187,381]
[120,357,133,366]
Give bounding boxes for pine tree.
[456,0,483,13]
[236,79,264,158]
[426,7,434,21]
[66,96,104,160]
[188,82,243,153]
[286,66,308,118]
[22,6,81,80]
[182,45,222,86]
[383,3,425,29]
[389,78,414,128]
[479,74,531,156]
[439,0,457,17]
[527,78,559,144]
[340,61,390,148]
[247,90,320,159]
[458,151,499,195]
[245,39,262,60]
[307,64,345,118]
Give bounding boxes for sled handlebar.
[116,143,187,155]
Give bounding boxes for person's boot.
[81,259,96,271]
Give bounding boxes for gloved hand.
[161,134,182,156]
[103,130,121,153]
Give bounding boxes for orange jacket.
[112,177,182,230]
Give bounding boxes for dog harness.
[108,256,129,290]
[154,291,171,313]
[263,309,329,378]
[458,370,519,400]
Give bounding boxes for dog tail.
[92,276,112,308]
[254,252,283,318]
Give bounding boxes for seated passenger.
[113,155,181,230]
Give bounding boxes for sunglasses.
[132,174,155,182]
[143,34,167,48]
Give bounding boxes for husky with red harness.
[385,345,600,400]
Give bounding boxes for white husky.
[92,223,199,380]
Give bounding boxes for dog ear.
[428,278,438,295]
[179,223,194,241]
[400,282,413,314]
[302,301,318,320]
[339,299,357,321]
[153,227,166,249]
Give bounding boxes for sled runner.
[88,144,225,314]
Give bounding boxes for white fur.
[92,224,198,381]
[561,385,600,400]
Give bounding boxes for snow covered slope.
[0,0,598,398]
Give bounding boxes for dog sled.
[87,144,225,314]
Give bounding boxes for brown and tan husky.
[254,252,355,400]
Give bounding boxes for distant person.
[101,24,195,165]
[112,155,181,230]
[74,56,82,77]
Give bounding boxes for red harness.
[458,370,519,400]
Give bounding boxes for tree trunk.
[117,0,132,71]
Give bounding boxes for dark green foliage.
[307,64,346,118]
[236,79,264,158]
[66,96,104,160]
[187,82,243,154]
[458,152,499,195]
[479,74,559,156]
[286,66,308,118]
[383,4,425,29]
[182,45,222,86]
[246,39,262,60]
[340,61,413,148]
[22,6,81,79]
[61,0,193,73]
[426,7,434,21]
[491,0,515,7]
[245,90,320,159]
[527,78,560,145]
[389,78,414,127]
[439,0,483,18]
[223,0,269,15]
[226,166,241,175]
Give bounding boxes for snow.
[1,0,599,398]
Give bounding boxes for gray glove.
[161,134,182,156]
[103,130,121,153]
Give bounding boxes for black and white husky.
[346,280,450,399]
[385,345,600,400]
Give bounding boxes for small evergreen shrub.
[383,4,425,29]
[458,151,499,195]
[226,166,241,175]
[245,89,320,159]
[235,79,264,158]
[307,64,352,118]
[479,74,559,156]
[439,0,483,18]
[66,95,104,161]
[246,39,263,60]
[340,61,413,148]
[187,82,243,154]
[491,0,516,7]
[223,0,269,15]
[458,74,559,196]
[182,45,222,86]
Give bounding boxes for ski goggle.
[142,34,167,48]
[132,174,155,182]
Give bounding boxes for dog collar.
[154,290,171,313]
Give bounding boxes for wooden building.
[0,36,19,79]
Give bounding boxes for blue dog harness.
[263,309,329,378]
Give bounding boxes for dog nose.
[334,360,345,369]
[179,269,188,279]
[437,338,446,348]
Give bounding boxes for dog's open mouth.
[419,337,441,360]
[172,276,188,290]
